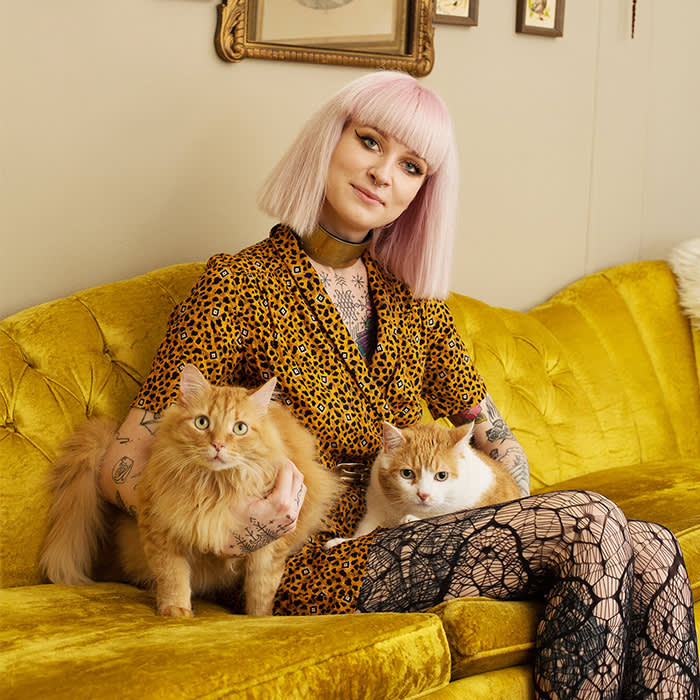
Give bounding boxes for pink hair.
[257,71,458,299]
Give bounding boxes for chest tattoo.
[311,259,377,361]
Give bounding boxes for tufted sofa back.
[1,263,205,587]
[1,259,698,587]
[447,260,700,489]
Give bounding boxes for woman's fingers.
[226,459,306,555]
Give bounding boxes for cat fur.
[41,365,341,617]
[327,420,520,547]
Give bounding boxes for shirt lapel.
[270,226,376,401]
[364,254,401,393]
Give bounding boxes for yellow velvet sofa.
[1,258,699,699]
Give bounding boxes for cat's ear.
[382,422,405,452]
[452,422,475,450]
[248,377,278,415]
[179,364,210,406]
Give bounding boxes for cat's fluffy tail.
[40,419,117,585]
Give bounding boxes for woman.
[98,71,699,699]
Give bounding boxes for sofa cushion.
[0,583,451,700]
[429,598,542,680]
[419,665,534,700]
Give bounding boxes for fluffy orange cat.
[41,365,341,617]
[327,421,520,547]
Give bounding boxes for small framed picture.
[516,0,565,37]
[434,0,479,26]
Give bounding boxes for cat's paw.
[401,514,420,524]
[158,604,194,618]
[324,537,348,549]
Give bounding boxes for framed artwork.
[516,0,565,37]
[216,0,437,77]
[434,0,478,26]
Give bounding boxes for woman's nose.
[369,166,390,188]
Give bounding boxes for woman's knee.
[627,519,685,572]
[541,489,629,532]
[532,490,633,568]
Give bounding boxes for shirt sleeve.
[133,254,249,414]
[420,299,487,420]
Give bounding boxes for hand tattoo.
[228,516,292,555]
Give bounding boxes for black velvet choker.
[300,225,373,268]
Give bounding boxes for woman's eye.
[233,421,248,436]
[403,161,424,176]
[400,469,414,480]
[355,130,379,151]
[194,415,209,430]
[435,472,448,482]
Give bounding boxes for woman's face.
[320,121,428,242]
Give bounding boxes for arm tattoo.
[492,446,529,488]
[112,456,134,484]
[115,490,137,518]
[115,431,131,445]
[481,397,530,494]
[139,411,160,436]
[482,396,515,444]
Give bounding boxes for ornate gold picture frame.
[215,0,436,77]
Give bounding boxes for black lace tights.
[356,490,699,700]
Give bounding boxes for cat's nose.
[211,442,225,452]
[417,492,429,502]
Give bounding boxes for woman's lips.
[352,185,384,205]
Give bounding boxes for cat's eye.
[435,472,449,482]
[400,469,414,480]
[232,421,248,436]
[194,415,209,430]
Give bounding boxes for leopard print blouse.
[134,224,487,614]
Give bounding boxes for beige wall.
[1,1,698,319]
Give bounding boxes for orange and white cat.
[41,365,341,617]
[326,421,520,547]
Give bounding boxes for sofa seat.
[0,583,451,700]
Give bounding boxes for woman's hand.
[225,459,307,557]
